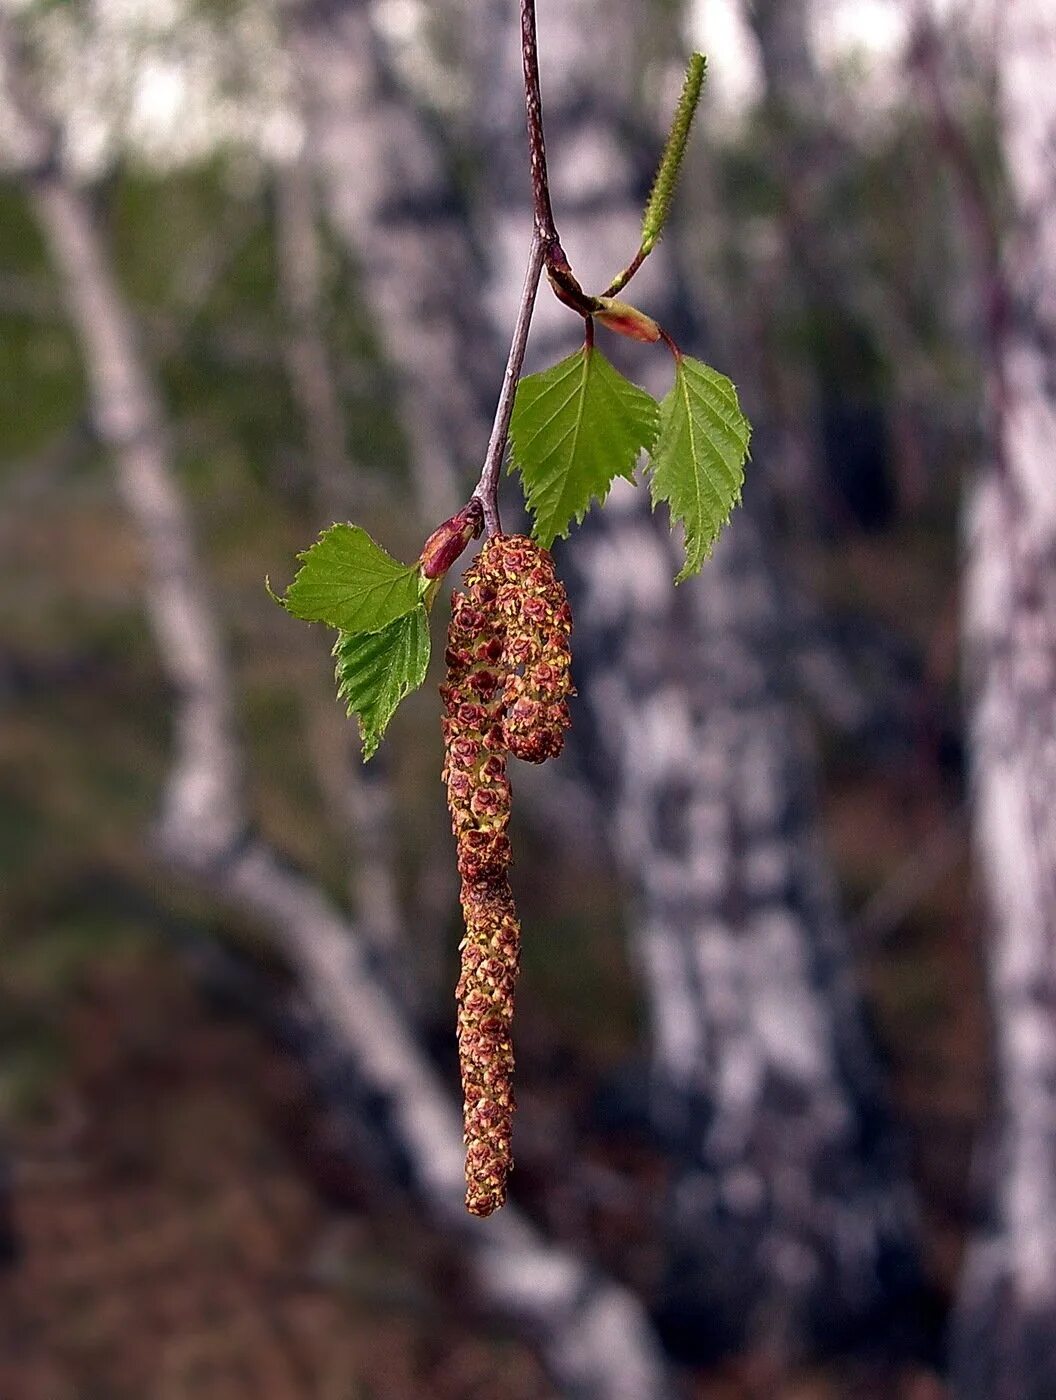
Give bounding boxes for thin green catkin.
[441,536,573,1216]
[641,52,707,254]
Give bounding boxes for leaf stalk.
[520,0,596,317]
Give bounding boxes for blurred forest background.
[1,0,1054,1397]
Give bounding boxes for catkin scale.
[442,535,573,1216]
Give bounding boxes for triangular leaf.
[509,346,660,548]
[280,524,421,633]
[648,355,751,581]
[334,606,431,760]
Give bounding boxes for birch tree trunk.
[0,19,673,1396]
[281,0,501,527]
[465,0,920,1360]
[280,0,519,988]
[748,0,819,110]
[951,5,1056,1395]
[746,0,897,537]
[274,156,406,970]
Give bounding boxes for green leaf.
[649,355,751,582]
[280,524,421,633]
[509,346,660,548]
[333,606,431,760]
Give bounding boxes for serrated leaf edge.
[281,523,421,632]
[650,356,751,582]
[333,606,431,760]
[509,348,660,548]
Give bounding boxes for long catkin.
[441,535,572,1215]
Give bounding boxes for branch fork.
[468,0,705,539]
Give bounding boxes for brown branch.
[519,0,595,316]
[520,0,557,246]
[470,0,599,537]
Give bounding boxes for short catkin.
[441,535,573,1216]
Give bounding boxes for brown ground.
[0,918,970,1400]
[0,960,553,1400]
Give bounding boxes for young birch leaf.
[280,524,421,632]
[649,355,751,582]
[334,606,431,760]
[509,346,660,548]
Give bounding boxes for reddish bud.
[594,296,662,344]
[419,501,484,580]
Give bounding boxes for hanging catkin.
[440,535,572,1215]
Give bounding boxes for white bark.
[281,0,499,526]
[0,19,672,1396]
[274,156,405,967]
[275,157,357,519]
[463,0,919,1355]
[29,172,246,871]
[748,0,821,110]
[952,4,1056,1395]
[277,0,486,1004]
